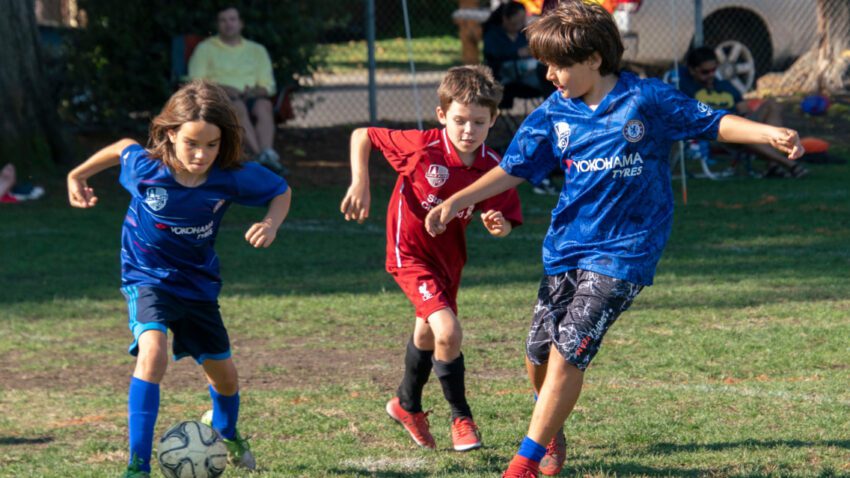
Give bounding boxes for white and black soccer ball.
[157,421,228,478]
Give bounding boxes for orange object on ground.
[800,137,829,154]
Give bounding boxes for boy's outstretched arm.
[340,128,372,223]
[717,115,804,160]
[425,166,524,237]
[67,138,138,208]
[245,188,292,248]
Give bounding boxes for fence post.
[366,0,377,123]
[693,0,703,47]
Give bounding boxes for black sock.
[396,338,433,413]
[433,353,472,420]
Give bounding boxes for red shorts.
[390,265,459,320]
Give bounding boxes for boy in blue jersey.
[67,81,292,478]
[425,2,803,477]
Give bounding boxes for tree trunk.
[0,0,72,175]
[778,0,850,94]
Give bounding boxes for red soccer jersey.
[368,127,523,280]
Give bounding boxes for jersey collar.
[440,128,491,171]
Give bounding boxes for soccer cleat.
[120,455,150,478]
[450,416,482,451]
[502,455,539,478]
[539,428,567,476]
[385,397,436,449]
[201,410,256,470]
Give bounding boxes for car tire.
[704,13,772,94]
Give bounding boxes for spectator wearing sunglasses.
[678,46,807,178]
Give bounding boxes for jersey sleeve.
[644,78,728,141]
[477,186,523,227]
[366,128,427,176]
[499,107,559,185]
[231,162,289,206]
[118,143,158,196]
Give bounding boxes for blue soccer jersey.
[118,144,288,301]
[501,72,727,285]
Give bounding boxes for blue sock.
[517,436,546,462]
[128,377,160,472]
[208,385,239,440]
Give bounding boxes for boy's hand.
[425,200,459,237]
[481,210,511,237]
[245,220,277,248]
[340,182,370,223]
[768,127,805,160]
[67,176,98,208]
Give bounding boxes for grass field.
[1,151,849,477]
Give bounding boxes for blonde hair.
[147,80,244,171]
[437,65,503,116]
[526,0,623,75]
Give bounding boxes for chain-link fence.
[288,0,837,128]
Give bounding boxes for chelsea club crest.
[145,187,169,211]
[622,119,645,143]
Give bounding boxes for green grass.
[317,36,463,73]
[1,155,849,477]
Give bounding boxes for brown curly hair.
[147,80,244,171]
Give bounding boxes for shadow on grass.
[0,435,54,445]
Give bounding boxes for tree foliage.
[62,0,326,129]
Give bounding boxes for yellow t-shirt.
[188,36,276,96]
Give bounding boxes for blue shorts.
[526,270,642,371]
[121,286,231,364]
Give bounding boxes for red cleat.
[539,428,566,475]
[385,397,436,449]
[450,416,482,451]
[502,455,539,478]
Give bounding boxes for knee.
[412,328,434,349]
[434,327,462,352]
[135,348,168,383]
[211,375,239,396]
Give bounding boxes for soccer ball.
[157,421,228,478]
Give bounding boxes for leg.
[202,357,240,439]
[386,318,438,449]
[396,320,435,413]
[428,308,482,451]
[505,271,641,476]
[128,330,168,473]
[428,308,470,419]
[250,98,275,152]
[527,350,584,445]
[231,99,260,155]
[525,356,547,395]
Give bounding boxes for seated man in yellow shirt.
[189,6,285,174]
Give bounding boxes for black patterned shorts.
[526,269,642,371]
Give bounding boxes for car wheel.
[704,13,772,94]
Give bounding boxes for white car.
[612,0,818,93]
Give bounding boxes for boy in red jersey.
[341,65,523,451]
